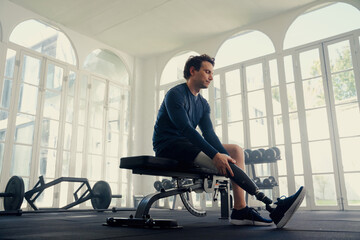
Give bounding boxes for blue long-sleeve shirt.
[153,83,228,159]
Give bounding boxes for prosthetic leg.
[228,163,274,213]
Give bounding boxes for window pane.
[278,176,288,197]
[292,143,304,175]
[336,103,360,137]
[14,113,35,145]
[306,108,329,141]
[344,173,360,206]
[106,157,119,182]
[227,95,242,122]
[340,137,360,172]
[11,145,32,176]
[274,115,284,145]
[77,126,84,152]
[88,155,102,180]
[215,99,221,125]
[43,90,61,120]
[299,49,321,79]
[63,123,72,150]
[269,59,279,86]
[284,55,294,83]
[0,143,4,173]
[289,112,301,142]
[18,84,38,114]
[213,75,221,99]
[108,84,121,109]
[246,64,263,91]
[313,174,337,206]
[272,87,281,115]
[10,19,76,65]
[46,64,63,90]
[62,151,70,177]
[215,125,222,142]
[294,176,306,207]
[309,140,333,173]
[331,70,357,104]
[108,109,120,132]
[107,132,119,157]
[248,90,266,118]
[89,128,103,154]
[225,70,241,95]
[277,146,287,176]
[21,55,41,85]
[68,71,76,96]
[228,121,244,146]
[39,148,56,178]
[78,99,86,125]
[1,79,12,109]
[249,118,268,147]
[303,77,326,109]
[40,119,59,148]
[0,111,9,141]
[328,40,352,73]
[4,49,16,78]
[66,96,74,123]
[287,83,297,112]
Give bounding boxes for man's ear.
[189,66,196,76]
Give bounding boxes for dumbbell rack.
[244,147,281,206]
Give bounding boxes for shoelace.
[275,195,287,205]
[248,207,260,224]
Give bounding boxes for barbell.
[0,176,25,211]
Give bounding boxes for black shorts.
[156,139,201,163]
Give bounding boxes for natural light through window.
[10,19,76,65]
[215,31,274,69]
[284,2,360,49]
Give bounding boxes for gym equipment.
[107,156,274,228]
[0,176,25,211]
[106,156,232,228]
[244,149,252,164]
[153,181,162,191]
[250,149,263,163]
[25,176,121,211]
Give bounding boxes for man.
[153,54,305,228]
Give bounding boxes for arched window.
[84,49,129,85]
[9,19,76,65]
[160,51,199,85]
[284,2,360,49]
[215,30,275,69]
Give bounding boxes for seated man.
[152,54,305,228]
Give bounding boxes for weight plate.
[153,181,162,191]
[4,176,25,211]
[272,147,281,158]
[264,148,276,162]
[250,150,262,162]
[91,181,112,210]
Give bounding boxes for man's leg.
[222,144,246,210]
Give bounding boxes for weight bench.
[106,155,231,228]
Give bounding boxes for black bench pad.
[120,155,219,179]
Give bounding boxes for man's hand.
[212,153,236,177]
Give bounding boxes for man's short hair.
[183,54,215,80]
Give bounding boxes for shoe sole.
[230,219,273,226]
[276,186,306,229]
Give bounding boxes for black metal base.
[105,216,182,229]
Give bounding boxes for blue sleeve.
[199,101,229,155]
[165,90,219,159]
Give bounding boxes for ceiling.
[10,0,322,57]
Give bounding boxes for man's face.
[190,61,214,89]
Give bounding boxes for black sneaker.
[230,206,273,226]
[269,186,306,228]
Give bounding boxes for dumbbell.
[153,181,162,191]
[250,149,265,163]
[262,176,277,188]
[244,149,252,164]
[162,179,175,190]
[253,177,262,187]
[0,176,25,211]
[272,147,281,160]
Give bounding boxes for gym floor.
[0,208,359,239]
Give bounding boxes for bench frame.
[106,156,231,228]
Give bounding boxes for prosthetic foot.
[227,163,306,228]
